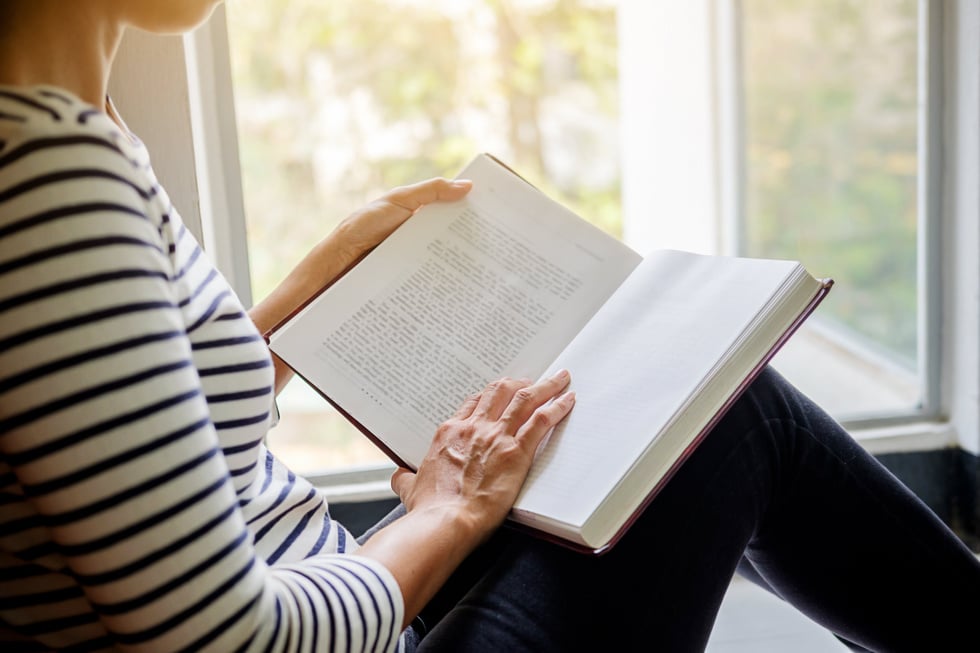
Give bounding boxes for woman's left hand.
[332,177,473,263]
[250,176,472,393]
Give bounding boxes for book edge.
[581,277,834,555]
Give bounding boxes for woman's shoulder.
[0,85,165,235]
[0,84,150,181]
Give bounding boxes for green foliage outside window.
[227,0,621,471]
[742,0,919,365]
[227,0,921,471]
[228,0,621,306]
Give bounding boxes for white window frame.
[185,6,253,308]
[110,1,980,493]
[939,0,980,457]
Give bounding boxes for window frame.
[185,5,254,308]
[621,0,943,427]
[175,0,978,494]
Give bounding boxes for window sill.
[850,420,956,455]
[309,465,398,504]
[310,421,958,503]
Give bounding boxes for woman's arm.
[248,178,472,395]
[0,122,403,651]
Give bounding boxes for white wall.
[107,13,253,304]
[108,30,204,243]
[618,0,722,256]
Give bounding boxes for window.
[220,0,939,476]
[618,0,936,424]
[737,0,928,421]
[225,0,620,475]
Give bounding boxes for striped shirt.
[0,86,405,652]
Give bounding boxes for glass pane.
[226,0,620,474]
[740,0,920,417]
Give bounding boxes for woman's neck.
[0,1,124,108]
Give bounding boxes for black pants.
[367,368,980,652]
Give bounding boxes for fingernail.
[451,179,473,188]
[554,369,569,379]
[563,391,576,403]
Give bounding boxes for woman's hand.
[332,177,473,264]
[391,370,576,542]
[358,371,574,627]
[249,177,471,393]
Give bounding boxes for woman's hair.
[0,3,24,34]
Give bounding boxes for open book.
[269,154,832,554]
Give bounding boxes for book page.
[271,155,641,467]
[512,250,802,530]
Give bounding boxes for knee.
[713,366,836,455]
[730,366,797,423]
[749,366,792,400]
[734,366,844,449]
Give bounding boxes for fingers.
[391,467,415,499]
[471,377,529,422]
[515,390,576,451]
[466,370,572,435]
[499,369,571,428]
[384,177,473,213]
[451,391,482,420]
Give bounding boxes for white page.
[513,250,801,528]
[271,155,641,467]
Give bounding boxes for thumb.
[390,467,416,500]
[385,177,473,212]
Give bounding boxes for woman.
[1,1,977,651]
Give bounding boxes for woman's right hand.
[359,371,574,627]
[391,370,575,542]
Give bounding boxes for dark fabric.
[368,368,980,652]
[734,559,872,652]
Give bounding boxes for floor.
[706,577,850,652]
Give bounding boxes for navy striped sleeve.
[0,87,405,652]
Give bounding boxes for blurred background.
[225,0,921,475]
